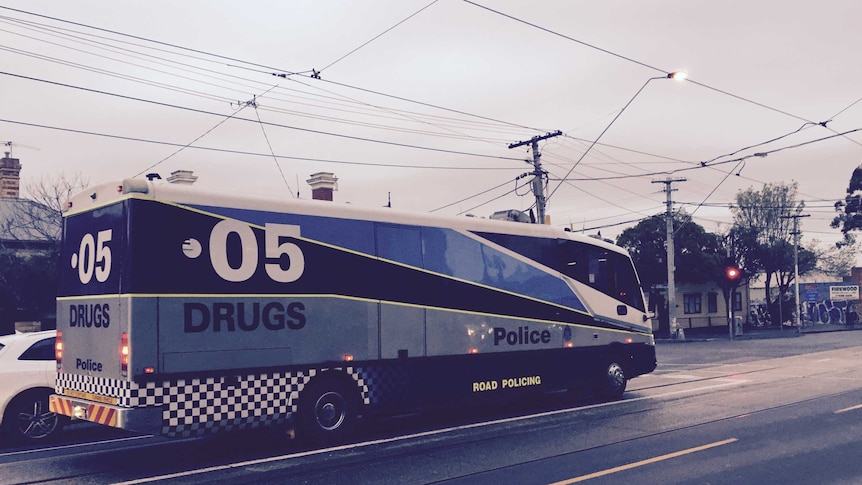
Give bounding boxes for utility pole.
[652,177,687,339]
[509,131,562,224]
[782,212,810,333]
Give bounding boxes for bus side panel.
[355,343,655,415]
[157,296,379,373]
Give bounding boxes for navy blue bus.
[51,177,656,444]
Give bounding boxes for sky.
[1,0,861,256]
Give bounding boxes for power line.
[0,4,545,134]
[556,127,862,182]
[320,0,440,72]
[0,70,524,162]
[0,27,528,145]
[0,118,519,171]
[462,0,852,133]
[429,177,517,213]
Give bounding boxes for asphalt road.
[2,330,862,484]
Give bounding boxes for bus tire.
[595,357,627,400]
[297,375,360,446]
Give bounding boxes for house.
[0,155,60,334]
[648,281,749,335]
[672,282,749,333]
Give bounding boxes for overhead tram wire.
[545,166,661,221]
[279,76,527,149]
[457,179,533,216]
[697,120,830,167]
[0,45,235,103]
[430,178,518,213]
[319,0,440,73]
[132,92,264,178]
[2,16,532,142]
[3,41,522,145]
[830,95,862,121]
[251,94,297,197]
[0,19,270,94]
[0,118,516,171]
[557,127,862,182]
[462,0,861,147]
[0,5,546,134]
[0,71,525,162]
[673,160,745,236]
[0,23,527,144]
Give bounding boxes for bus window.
[559,240,644,311]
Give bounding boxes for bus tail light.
[120,333,130,377]
[55,331,64,371]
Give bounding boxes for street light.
[548,71,687,203]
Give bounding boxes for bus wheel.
[595,359,627,400]
[297,377,359,446]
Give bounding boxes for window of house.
[683,293,702,314]
[707,292,718,313]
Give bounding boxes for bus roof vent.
[490,209,532,223]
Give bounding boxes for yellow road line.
[549,438,739,484]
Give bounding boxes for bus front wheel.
[595,358,627,400]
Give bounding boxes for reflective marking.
[549,438,739,484]
[112,381,746,485]
[835,403,862,414]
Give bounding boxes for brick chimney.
[0,155,21,199]
[307,172,338,201]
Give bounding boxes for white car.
[0,330,65,443]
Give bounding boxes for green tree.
[731,182,815,324]
[617,211,723,335]
[831,164,862,246]
[810,239,858,277]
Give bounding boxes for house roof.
[0,198,60,243]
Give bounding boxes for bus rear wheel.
[297,377,359,446]
[595,359,627,400]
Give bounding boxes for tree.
[0,173,87,333]
[731,182,815,324]
[831,164,862,247]
[810,239,858,277]
[617,211,724,335]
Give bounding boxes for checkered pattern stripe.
[56,366,374,438]
[351,365,408,405]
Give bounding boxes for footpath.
[656,321,861,342]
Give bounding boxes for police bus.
[50,177,656,444]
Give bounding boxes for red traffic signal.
[725,266,741,281]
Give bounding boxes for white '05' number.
[77,229,113,284]
[210,220,305,283]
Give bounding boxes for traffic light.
[725,266,741,282]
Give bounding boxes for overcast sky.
[2,0,860,252]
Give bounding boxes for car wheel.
[297,376,359,446]
[4,390,63,442]
[595,358,627,400]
